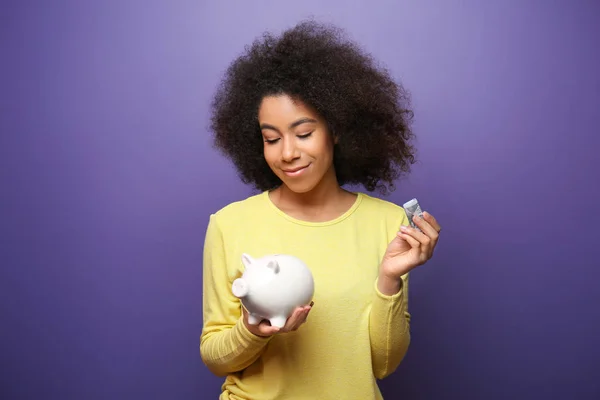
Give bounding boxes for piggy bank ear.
[266,260,280,274]
[241,253,254,269]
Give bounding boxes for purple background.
[2,1,599,399]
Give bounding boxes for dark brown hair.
[209,20,416,194]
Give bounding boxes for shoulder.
[358,192,404,212]
[208,192,270,230]
[213,192,265,216]
[356,192,409,226]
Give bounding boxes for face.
[258,95,337,193]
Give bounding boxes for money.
[402,198,424,231]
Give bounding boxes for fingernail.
[400,226,408,232]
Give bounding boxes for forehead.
[258,95,320,123]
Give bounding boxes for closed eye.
[264,132,312,144]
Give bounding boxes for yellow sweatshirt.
[200,191,411,400]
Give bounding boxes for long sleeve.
[199,213,271,376]
[368,273,411,379]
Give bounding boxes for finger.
[281,307,307,332]
[401,225,434,256]
[422,211,441,233]
[414,214,441,257]
[418,214,441,254]
[257,322,280,336]
[296,305,312,323]
[412,215,439,242]
[400,225,430,246]
[397,230,421,248]
[288,306,312,331]
[294,307,312,329]
[300,302,314,324]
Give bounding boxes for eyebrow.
[260,117,317,132]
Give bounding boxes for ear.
[266,260,280,274]
[330,127,339,145]
[241,253,254,269]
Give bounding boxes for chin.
[279,178,319,194]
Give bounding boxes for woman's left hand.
[380,211,442,283]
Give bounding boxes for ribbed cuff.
[234,316,273,348]
[373,277,405,302]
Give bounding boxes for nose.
[281,137,300,162]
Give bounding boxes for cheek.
[263,146,276,164]
[263,147,283,173]
[311,140,334,163]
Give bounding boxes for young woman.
[200,20,441,400]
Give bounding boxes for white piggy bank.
[231,253,314,328]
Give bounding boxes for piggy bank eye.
[266,260,280,274]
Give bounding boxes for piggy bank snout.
[232,278,249,298]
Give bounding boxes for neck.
[275,168,345,211]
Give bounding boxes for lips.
[282,164,310,177]
[283,165,309,173]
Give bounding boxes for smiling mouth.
[282,164,310,176]
[283,166,308,173]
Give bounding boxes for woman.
[200,20,441,400]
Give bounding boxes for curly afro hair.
[209,20,416,194]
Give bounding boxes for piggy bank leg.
[269,316,287,329]
[247,313,261,325]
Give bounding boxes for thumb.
[258,322,280,336]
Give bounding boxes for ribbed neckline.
[262,190,363,227]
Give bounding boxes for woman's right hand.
[243,302,313,337]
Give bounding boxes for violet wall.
[2,1,599,398]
